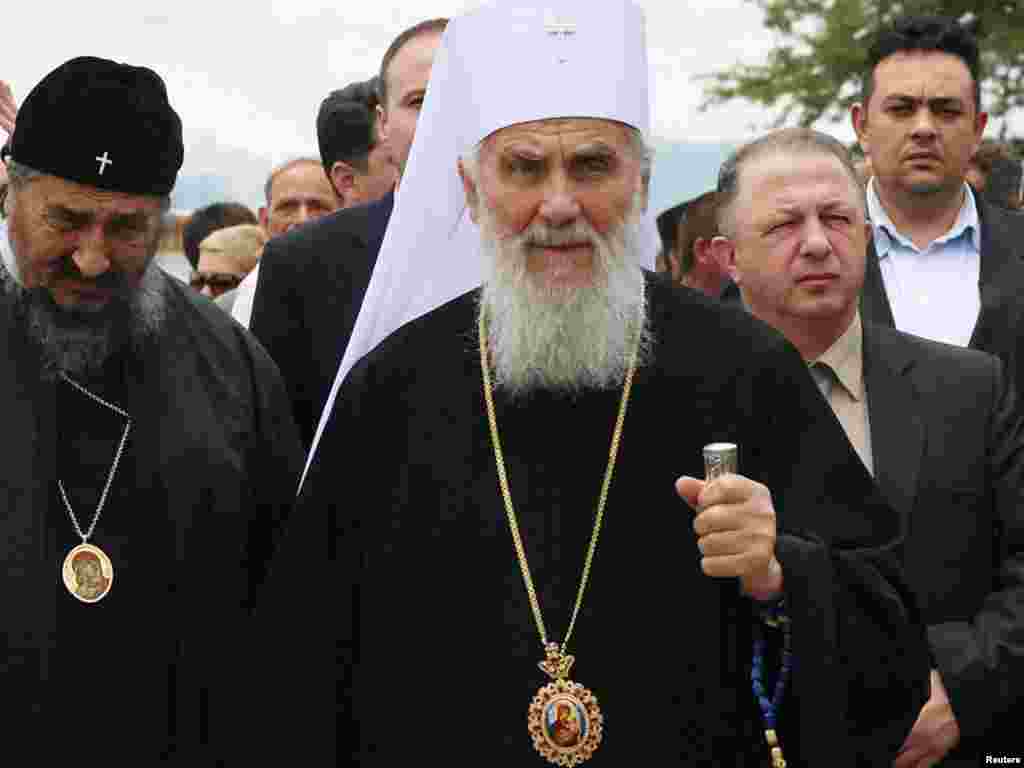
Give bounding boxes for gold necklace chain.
[478,303,641,656]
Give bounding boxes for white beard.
[477,196,649,399]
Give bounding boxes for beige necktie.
[811,362,873,475]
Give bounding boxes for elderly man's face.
[728,150,869,333]
[467,118,642,294]
[263,162,338,238]
[7,174,163,310]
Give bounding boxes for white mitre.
[303,0,653,486]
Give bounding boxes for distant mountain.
[169,174,232,211]
[168,139,736,217]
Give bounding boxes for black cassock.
[0,272,303,764]
[270,274,929,766]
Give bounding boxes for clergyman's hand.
[894,668,960,768]
[676,474,783,601]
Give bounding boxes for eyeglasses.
[189,271,243,293]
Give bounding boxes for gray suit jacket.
[214,287,238,315]
[863,322,1024,763]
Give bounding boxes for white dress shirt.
[866,179,981,348]
[230,262,260,329]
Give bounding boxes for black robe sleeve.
[238,329,306,600]
[250,350,374,765]
[746,333,931,765]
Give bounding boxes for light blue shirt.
[866,179,981,348]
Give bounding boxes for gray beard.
[0,261,167,382]
[477,201,650,399]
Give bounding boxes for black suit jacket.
[863,322,1024,763]
[861,198,1024,393]
[250,189,394,447]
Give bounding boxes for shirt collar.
[865,178,981,257]
[810,311,865,401]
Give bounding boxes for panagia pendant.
[528,644,604,766]
[62,542,114,603]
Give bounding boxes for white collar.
[865,178,981,255]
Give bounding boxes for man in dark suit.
[316,77,396,209]
[851,16,1024,390]
[249,17,447,447]
[714,127,1024,767]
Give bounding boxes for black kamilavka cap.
[4,56,184,196]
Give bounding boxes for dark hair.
[377,18,448,109]
[863,15,981,111]
[676,191,720,275]
[656,202,687,259]
[972,140,1023,210]
[717,128,862,236]
[317,78,380,174]
[182,202,258,269]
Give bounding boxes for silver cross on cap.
[95,151,113,175]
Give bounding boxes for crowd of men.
[0,4,1021,766]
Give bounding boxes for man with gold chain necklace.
[0,58,303,762]
[267,1,930,764]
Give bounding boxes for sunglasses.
[189,271,243,292]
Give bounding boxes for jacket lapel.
[862,323,922,534]
[860,241,895,328]
[970,198,1017,349]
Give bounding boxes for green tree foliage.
[701,1,1024,127]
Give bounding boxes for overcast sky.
[4,0,1019,208]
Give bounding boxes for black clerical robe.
[274,275,929,766]
[0,272,303,764]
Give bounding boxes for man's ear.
[258,206,270,235]
[693,237,716,268]
[330,161,357,207]
[709,235,739,283]
[851,103,870,155]
[458,158,480,224]
[971,110,989,156]
[376,104,389,141]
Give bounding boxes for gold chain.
[478,302,641,656]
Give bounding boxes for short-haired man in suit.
[317,77,396,209]
[249,17,448,448]
[229,157,339,325]
[663,189,726,297]
[852,15,1024,393]
[713,126,1024,767]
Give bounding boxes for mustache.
[52,258,135,293]
[521,221,599,249]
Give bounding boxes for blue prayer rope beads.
[751,600,792,767]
